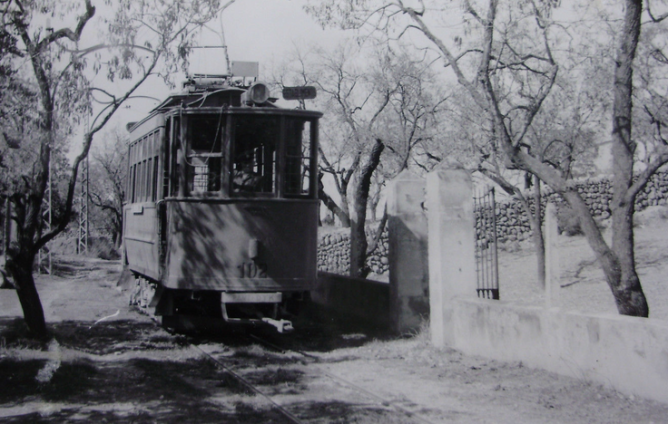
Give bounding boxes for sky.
[115,0,341,125]
[64,0,620,171]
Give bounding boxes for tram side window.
[232,116,279,195]
[285,119,312,197]
[147,131,159,201]
[169,117,180,197]
[152,155,159,201]
[138,160,145,202]
[128,130,161,203]
[134,143,144,201]
[132,143,140,203]
[129,144,137,203]
[186,114,224,193]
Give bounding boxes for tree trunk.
[611,203,648,316]
[350,139,384,278]
[531,176,546,290]
[6,253,46,337]
[563,190,649,317]
[114,212,123,250]
[113,230,122,251]
[318,173,351,227]
[608,0,648,317]
[508,0,649,317]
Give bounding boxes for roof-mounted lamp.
[242,82,270,105]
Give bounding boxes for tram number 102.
[238,262,268,278]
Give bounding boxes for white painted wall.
[449,298,668,404]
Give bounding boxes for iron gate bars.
[474,187,500,300]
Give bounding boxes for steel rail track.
[155,315,435,424]
[189,341,306,424]
[155,315,305,423]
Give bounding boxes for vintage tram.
[122,72,321,332]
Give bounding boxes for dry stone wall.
[317,226,389,276]
[491,171,668,243]
[318,171,668,274]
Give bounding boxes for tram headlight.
[243,82,270,105]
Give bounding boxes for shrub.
[88,237,121,260]
[556,206,583,236]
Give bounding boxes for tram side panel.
[123,203,161,281]
[163,200,318,293]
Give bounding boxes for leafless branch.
[647,0,668,23]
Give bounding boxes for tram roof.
[127,87,322,134]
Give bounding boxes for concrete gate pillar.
[387,170,429,334]
[426,163,477,347]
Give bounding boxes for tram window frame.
[145,134,152,202]
[127,144,134,203]
[127,129,161,204]
[134,144,142,202]
[129,163,137,203]
[169,116,181,197]
[140,151,146,200]
[184,113,225,194]
[138,159,144,202]
[230,114,280,197]
[284,118,316,198]
[163,118,172,199]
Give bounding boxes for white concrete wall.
[450,298,668,403]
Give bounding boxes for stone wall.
[318,171,668,272]
[317,226,389,276]
[312,272,390,329]
[485,171,668,244]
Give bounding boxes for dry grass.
[498,204,668,320]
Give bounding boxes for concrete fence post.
[387,170,429,334]
[545,203,560,308]
[426,164,476,347]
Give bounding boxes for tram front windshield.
[232,115,279,194]
[184,113,314,198]
[185,114,225,193]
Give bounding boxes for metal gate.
[474,187,499,299]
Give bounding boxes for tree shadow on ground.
[0,355,405,424]
[292,401,414,424]
[0,319,184,355]
[0,356,297,424]
[0,318,49,349]
[51,320,184,354]
[0,318,422,423]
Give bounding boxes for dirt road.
[1,257,667,423]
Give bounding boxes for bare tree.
[88,126,128,249]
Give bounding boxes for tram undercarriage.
[128,274,303,333]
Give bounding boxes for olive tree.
[88,126,128,250]
[306,0,668,317]
[274,41,450,277]
[0,0,235,336]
